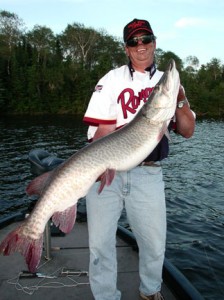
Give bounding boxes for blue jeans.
[86,165,166,300]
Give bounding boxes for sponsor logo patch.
[94,85,103,92]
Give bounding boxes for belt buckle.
[140,161,160,167]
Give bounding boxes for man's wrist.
[177,98,189,109]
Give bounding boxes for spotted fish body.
[0,59,180,272]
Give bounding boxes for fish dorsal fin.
[26,170,55,196]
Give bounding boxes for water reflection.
[0,116,224,299]
[163,119,224,299]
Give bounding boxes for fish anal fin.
[0,225,43,273]
[52,204,77,234]
[98,169,116,194]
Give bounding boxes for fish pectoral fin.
[52,204,77,234]
[98,169,116,194]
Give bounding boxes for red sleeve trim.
[83,116,116,126]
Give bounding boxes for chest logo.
[117,87,153,118]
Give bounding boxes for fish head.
[142,59,180,123]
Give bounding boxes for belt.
[139,161,161,167]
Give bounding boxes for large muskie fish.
[0,59,180,272]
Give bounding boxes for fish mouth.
[168,59,176,71]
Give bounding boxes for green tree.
[27,25,56,66]
[0,9,223,117]
[60,23,98,68]
[0,10,25,74]
[155,49,183,72]
[185,55,200,73]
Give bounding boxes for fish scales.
[0,59,180,272]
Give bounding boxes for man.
[83,18,195,300]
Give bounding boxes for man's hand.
[177,84,186,102]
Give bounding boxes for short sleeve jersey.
[83,64,170,162]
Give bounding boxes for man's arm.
[92,123,116,141]
[175,85,195,138]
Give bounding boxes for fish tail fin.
[0,225,43,273]
[52,204,77,234]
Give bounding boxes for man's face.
[125,32,156,67]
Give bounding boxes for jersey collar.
[128,61,157,80]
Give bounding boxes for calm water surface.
[0,115,224,300]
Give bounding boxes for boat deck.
[0,220,177,300]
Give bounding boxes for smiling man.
[83,18,195,300]
[124,19,156,72]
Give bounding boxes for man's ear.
[125,46,129,56]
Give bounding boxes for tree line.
[0,10,223,117]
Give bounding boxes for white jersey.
[83,64,163,140]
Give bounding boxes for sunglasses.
[126,35,156,47]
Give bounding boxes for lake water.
[0,115,224,300]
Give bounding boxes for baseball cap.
[123,19,154,42]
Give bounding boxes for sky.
[1,0,224,66]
